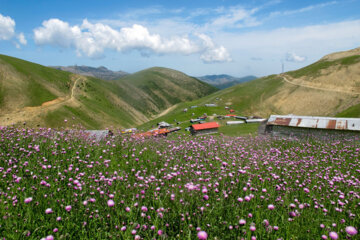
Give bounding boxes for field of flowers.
[0,127,359,239]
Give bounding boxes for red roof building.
[190,122,219,135]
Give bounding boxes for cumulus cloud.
[197,34,231,63]
[34,18,230,63]
[0,13,27,47]
[285,52,306,62]
[0,13,15,40]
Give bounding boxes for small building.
[190,118,202,123]
[246,118,267,123]
[226,114,237,117]
[264,115,360,137]
[205,104,217,107]
[229,109,235,113]
[83,130,111,141]
[235,116,247,121]
[226,121,245,125]
[190,122,220,136]
[169,127,181,133]
[157,121,171,129]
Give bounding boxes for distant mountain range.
[1,55,216,129]
[198,75,257,89]
[51,65,256,89]
[51,65,128,80]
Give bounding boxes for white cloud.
[218,20,360,55]
[0,13,15,40]
[0,13,27,48]
[285,52,306,62]
[197,34,231,63]
[205,6,261,31]
[271,1,338,17]
[17,33,27,45]
[33,18,230,63]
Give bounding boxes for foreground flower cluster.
[0,127,359,239]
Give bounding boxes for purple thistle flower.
[329,232,338,240]
[197,231,208,240]
[107,199,115,207]
[346,226,357,236]
[45,208,53,214]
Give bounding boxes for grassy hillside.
[0,54,72,109]
[0,56,216,129]
[112,67,217,116]
[143,48,360,135]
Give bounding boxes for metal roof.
[83,130,110,141]
[192,122,219,131]
[267,115,360,131]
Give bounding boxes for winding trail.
[0,77,83,126]
[153,103,179,119]
[280,74,360,95]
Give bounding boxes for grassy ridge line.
[287,55,360,78]
[0,55,217,129]
[0,54,72,107]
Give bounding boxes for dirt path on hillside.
[153,104,179,119]
[0,77,83,126]
[281,74,360,95]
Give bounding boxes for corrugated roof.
[84,130,110,141]
[192,122,219,131]
[267,115,360,131]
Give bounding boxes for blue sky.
[1,0,360,77]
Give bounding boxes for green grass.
[0,54,72,94]
[113,67,217,116]
[219,123,260,136]
[44,106,101,129]
[27,80,57,107]
[288,55,360,78]
[336,103,360,118]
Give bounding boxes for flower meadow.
[0,127,359,239]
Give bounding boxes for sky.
[1,0,360,77]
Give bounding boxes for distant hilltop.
[51,65,129,80]
[198,75,257,89]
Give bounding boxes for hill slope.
[142,47,360,130]
[0,55,216,129]
[198,75,257,89]
[51,65,128,80]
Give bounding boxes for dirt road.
[0,77,83,126]
[280,74,360,95]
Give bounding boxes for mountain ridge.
[51,65,129,80]
[198,74,257,89]
[0,55,216,128]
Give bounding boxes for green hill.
[0,55,216,129]
[141,47,360,134]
